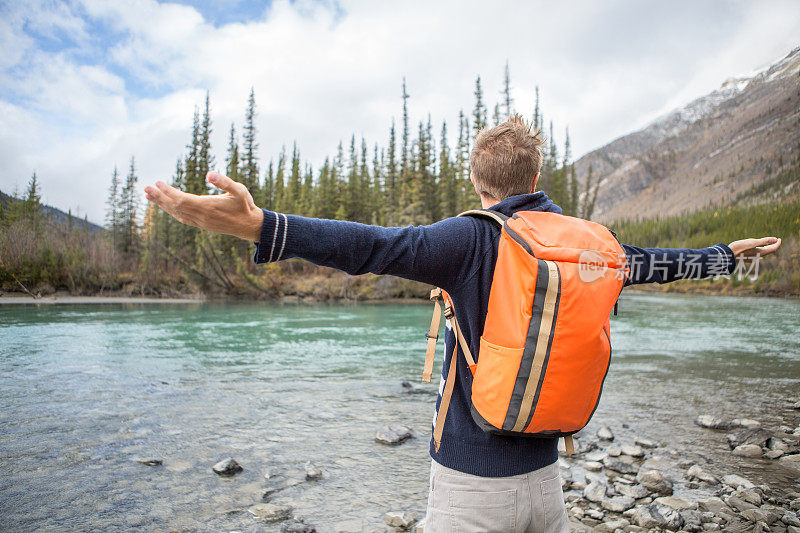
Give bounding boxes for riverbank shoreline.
[0,290,430,305]
[1,286,796,305]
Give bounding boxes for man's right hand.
[145,171,264,242]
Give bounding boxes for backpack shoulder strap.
[457,209,508,226]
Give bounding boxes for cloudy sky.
[1,0,798,223]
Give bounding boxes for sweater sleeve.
[252,209,480,291]
[622,243,736,286]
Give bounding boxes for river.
[0,292,798,531]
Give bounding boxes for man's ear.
[531,172,540,193]
[471,172,480,196]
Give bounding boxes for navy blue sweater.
[253,192,735,477]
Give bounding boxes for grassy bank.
[610,200,800,296]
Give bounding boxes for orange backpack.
[423,209,627,454]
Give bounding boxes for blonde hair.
[470,115,545,200]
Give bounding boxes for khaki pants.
[424,460,569,533]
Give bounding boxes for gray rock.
[725,495,757,513]
[636,469,673,495]
[603,456,639,475]
[606,445,622,457]
[375,425,415,445]
[597,425,615,441]
[615,483,649,499]
[781,453,800,469]
[584,481,607,503]
[585,508,605,520]
[133,457,163,466]
[383,511,417,530]
[602,496,635,513]
[681,510,704,532]
[400,381,434,395]
[281,518,317,533]
[304,461,323,480]
[768,437,789,452]
[654,496,697,510]
[722,474,755,490]
[792,400,800,410]
[687,464,719,484]
[594,518,630,533]
[641,455,674,470]
[727,427,772,449]
[734,487,762,506]
[621,444,645,458]
[631,503,684,530]
[765,449,785,459]
[248,503,293,523]
[730,418,762,429]
[783,511,800,527]
[741,508,771,523]
[695,415,731,430]
[788,525,800,533]
[792,498,800,511]
[585,450,608,462]
[634,437,657,449]
[212,457,243,476]
[732,444,764,457]
[583,460,603,472]
[703,523,721,530]
[698,497,732,515]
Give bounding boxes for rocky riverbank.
[562,404,800,532]
[127,393,799,532]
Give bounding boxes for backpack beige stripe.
[511,260,560,432]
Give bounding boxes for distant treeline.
[611,197,800,295]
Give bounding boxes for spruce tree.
[287,142,301,213]
[502,61,513,119]
[400,78,410,196]
[198,91,214,187]
[183,107,206,195]
[225,123,240,188]
[472,76,487,134]
[385,119,398,224]
[119,157,140,254]
[533,86,541,131]
[439,120,457,217]
[241,88,259,192]
[274,147,286,212]
[105,166,121,249]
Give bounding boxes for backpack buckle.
[443,302,454,319]
[429,288,443,301]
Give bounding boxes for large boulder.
[248,503,293,523]
[687,464,719,484]
[375,425,415,445]
[695,415,731,430]
[384,511,418,530]
[732,444,764,457]
[603,456,639,475]
[602,496,635,513]
[584,481,607,503]
[631,503,684,530]
[212,457,243,476]
[636,469,673,495]
[726,428,772,449]
[597,425,615,441]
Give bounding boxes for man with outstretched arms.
[146,117,780,533]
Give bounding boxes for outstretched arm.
[622,238,781,286]
[145,171,479,291]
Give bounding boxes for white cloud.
[1,0,798,222]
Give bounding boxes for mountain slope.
[0,190,104,233]
[574,47,800,222]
